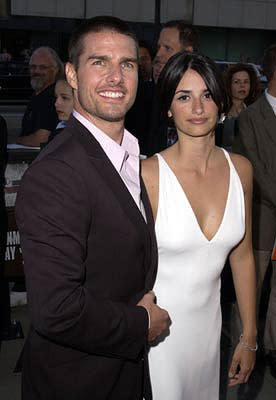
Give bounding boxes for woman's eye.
[178,95,189,101]
[204,92,212,99]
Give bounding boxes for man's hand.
[137,291,170,342]
[16,129,50,147]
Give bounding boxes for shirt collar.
[73,110,139,173]
[265,88,276,108]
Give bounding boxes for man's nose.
[107,64,123,84]
[154,48,164,63]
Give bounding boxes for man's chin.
[101,113,125,123]
[30,79,46,93]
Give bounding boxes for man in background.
[126,20,199,156]
[16,46,63,147]
[138,40,153,82]
[147,20,200,155]
[152,20,199,83]
[233,44,276,379]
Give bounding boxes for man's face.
[66,31,138,131]
[153,27,183,83]
[29,50,58,94]
[138,46,152,81]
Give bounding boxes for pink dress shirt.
[73,110,145,218]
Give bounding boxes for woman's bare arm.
[228,153,257,386]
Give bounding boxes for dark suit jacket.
[15,116,157,400]
[233,94,276,250]
[125,80,155,156]
[0,115,7,275]
[146,89,168,157]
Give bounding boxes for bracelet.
[239,334,258,352]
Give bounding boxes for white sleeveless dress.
[149,149,245,400]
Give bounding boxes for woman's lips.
[188,118,208,124]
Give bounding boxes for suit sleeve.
[234,111,276,208]
[15,159,148,360]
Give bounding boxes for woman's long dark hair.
[224,63,261,113]
[158,51,228,124]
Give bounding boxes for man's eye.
[122,62,134,70]
[92,60,104,66]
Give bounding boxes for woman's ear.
[168,110,172,118]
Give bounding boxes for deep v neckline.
[157,150,232,243]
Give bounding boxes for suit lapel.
[259,95,276,146]
[141,178,158,290]
[67,117,155,272]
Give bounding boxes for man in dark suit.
[16,16,169,400]
[233,44,276,378]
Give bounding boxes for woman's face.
[168,68,218,138]
[55,80,74,121]
[231,70,250,102]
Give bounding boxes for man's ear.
[184,45,193,53]
[66,62,78,90]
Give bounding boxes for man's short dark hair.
[262,44,276,82]
[163,20,200,52]
[158,51,227,122]
[68,16,138,69]
[138,40,153,60]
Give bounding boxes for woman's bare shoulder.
[141,155,159,182]
[229,152,253,191]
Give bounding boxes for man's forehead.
[159,27,180,46]
[82,30,137,53]
[139,47,150,56]
[31,50,53,65]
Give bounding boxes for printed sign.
[4,208,24,278]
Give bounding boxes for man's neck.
[74,109,125,144]
[267,80,276,98]
[92,118,124,144]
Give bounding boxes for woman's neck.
[171,133,217,175]
[229,99,245,117]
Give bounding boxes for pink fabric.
[73,110,143,212]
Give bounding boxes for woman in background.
[142,52,257,400]
[219,63,260,150]
[225,63,260,117]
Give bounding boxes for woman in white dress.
[142,52,257,400]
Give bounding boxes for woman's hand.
[228,341,256,386]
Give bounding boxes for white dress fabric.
[149,149,245,400]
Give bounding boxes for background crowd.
[0,15,275,394]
